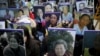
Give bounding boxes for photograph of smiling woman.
[3,32,25,56]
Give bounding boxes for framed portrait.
[58,2,71,12]
[33,6,44,18]
[44,12,61,28]
[0,8,19,20]
[83,30,100,56]
[0,9,6,18]
[79,7,94,17]
[43,2,56,12]
[0,29,26,56]
[76,1,88,12]
[0,0,8,8]
[47,28,76,55]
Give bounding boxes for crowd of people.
[0,0,100,56]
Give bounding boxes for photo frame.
[79,7,94,17]
[0,0,8,8]
[76,1,88,12]
[0,29,25,56]
[33,6,44,18]
[0,8,19,20]
[47,28,76,55]
[83,30,100,48]
[58,2,71,12]
[44,12,61,27]
[83,30,100,56]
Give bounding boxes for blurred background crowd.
[0,0,100,56]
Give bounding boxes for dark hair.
[8,32,23,45]
[17,26,31,47]
[48,30,73,51]
[79,14,90,21]
[51,14,59,21]
[44,3,52,8]
[18,9,24,15]
[53,39,68,50]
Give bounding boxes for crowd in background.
[0,0,100,56]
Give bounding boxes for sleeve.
[73,24,77,30]
[3,47,12,56]
[69,13,73,22]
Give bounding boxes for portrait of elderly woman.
[47,28,76,56]
[48,39,72,56]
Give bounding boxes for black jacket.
[3,45,25,56]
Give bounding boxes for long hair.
[17,25,31,48]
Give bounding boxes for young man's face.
[55,44,66,56]
[50,14,57,25]
[80,16,90,26]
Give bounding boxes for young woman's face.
[50,14,57,25]
[37,9,43,17]
[9,37,19,49]
[55,44,66,56]
[80,16,90,26]
[45,5,52,12]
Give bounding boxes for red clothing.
[41,20,46,27]
[29,11,35,20]
[73,19,79,24]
